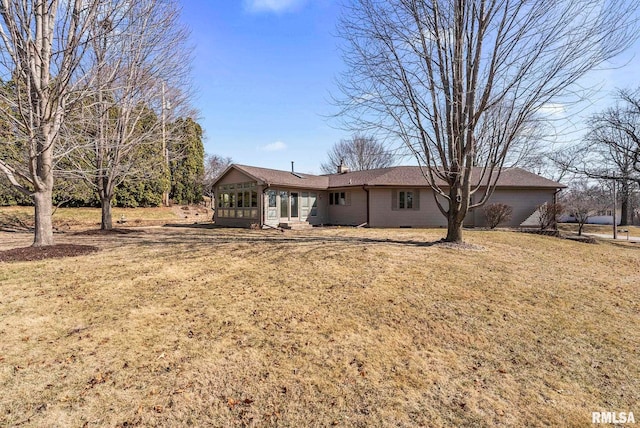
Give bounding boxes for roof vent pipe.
[291,161,294,173]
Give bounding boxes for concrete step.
[279,222,313,230]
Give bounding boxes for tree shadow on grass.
[0,223,482,262]
[145,223,483,251]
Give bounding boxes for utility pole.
[161,82,170,206]
[613,178,618,239]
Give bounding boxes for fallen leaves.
[226,397,254,409]
[86,372,110,389]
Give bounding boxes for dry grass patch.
[558,222,640,236]
[0,206,203,232]
[0,227,638,427]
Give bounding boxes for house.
[212,164,565,229]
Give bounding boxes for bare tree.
[320,135,395,174]
[59,0,193,229]
[337,0,640,242]
[571,89,640,225]
[537,202,564,231]
[561,183,608,236]
[203,154,232,207]
[483,203,512,229]
[0,0,133,245]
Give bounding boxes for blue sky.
[180,0,344,174]
[180,1,640,175]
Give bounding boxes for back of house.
[212,164,565,229]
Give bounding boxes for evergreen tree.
[170,118,204,205]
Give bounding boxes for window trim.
[216,181,260,219]
[393,189,420,211]
[329,191,350,206]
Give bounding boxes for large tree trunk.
[444,192,466,243]
[101,197,113,230]
[33,189,54,246]
[620,198,629,226]
[32,134,55,247]
[445,213,464,242]
[443,175,469,243]
[620,181,630,226]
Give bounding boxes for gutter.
[553,187,563,205]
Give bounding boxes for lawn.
[558,222,640,236]
[0,226,638,427]
[0,205,209,231]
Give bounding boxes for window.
[298,192,317,219]
[280,191,289,218]
[399,191,413,209]
[310,193,317,216]
[291,192,299,217]
[394,189,419,210]
[217,181,259,219]
[267,190,277,220]
[329,191,349,206]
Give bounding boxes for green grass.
[0,226,638,427]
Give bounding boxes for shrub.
[484,203,513,229]
[537,202,564,230]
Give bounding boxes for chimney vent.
[337,159,349,174]
[291,161,294,173]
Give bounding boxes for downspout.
[363,185,370,227]
[553,187,562,230]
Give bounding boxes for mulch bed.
[0,244,99,263]
[520,228,562,237]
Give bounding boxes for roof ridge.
[235,163,311,174]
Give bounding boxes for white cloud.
[538,103,566,117]
[244,0,307,13]
[259,141,287,151]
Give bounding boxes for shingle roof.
[220,164,564,190]
[328,166,565,189]
[232,164,329,189]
